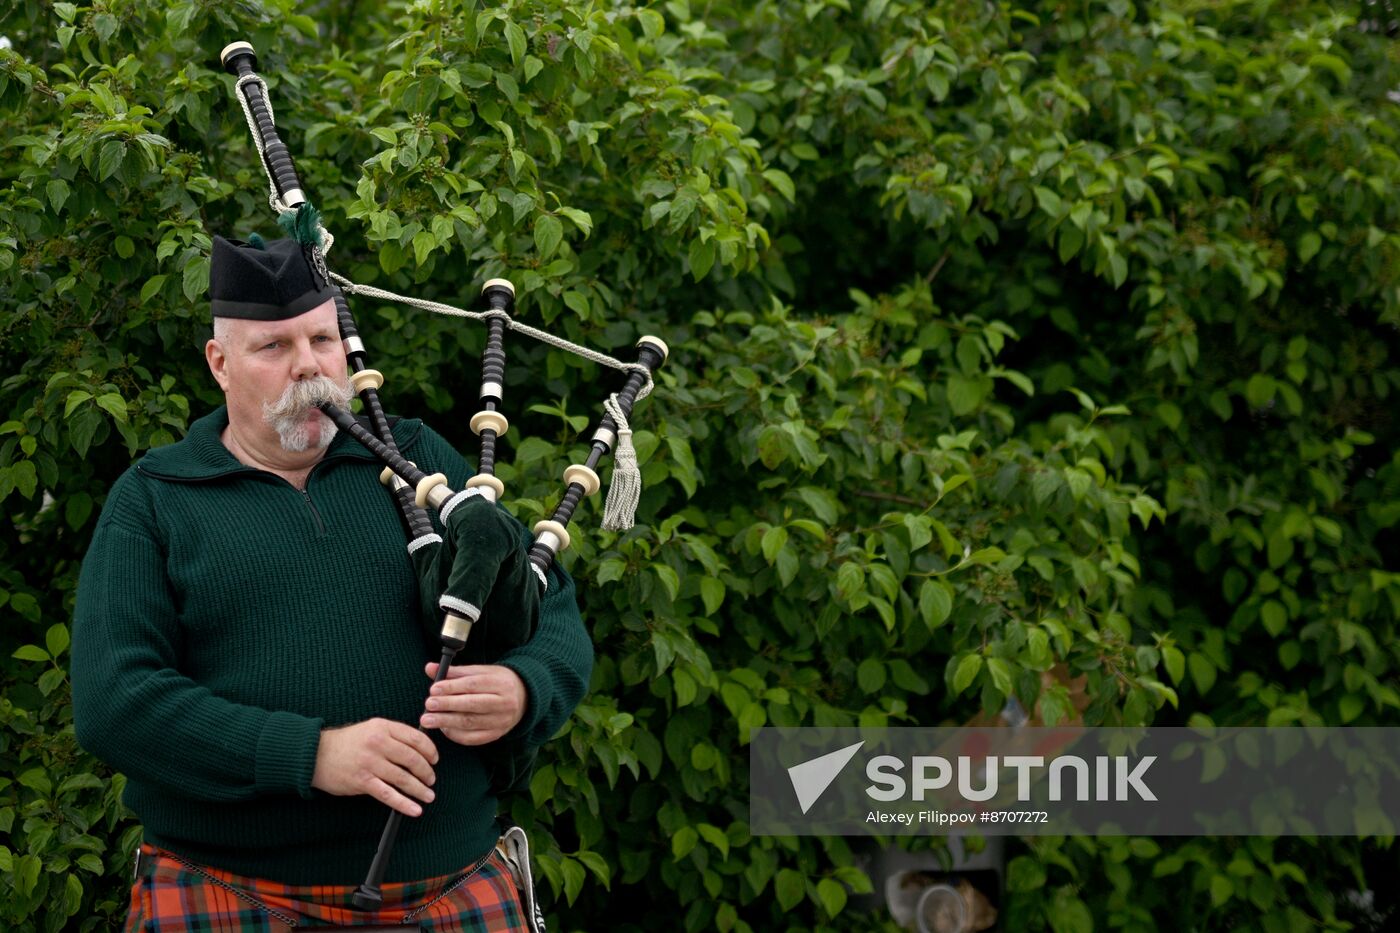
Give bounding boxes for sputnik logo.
[787,741,865,814]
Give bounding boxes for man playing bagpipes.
[71,233,589,931]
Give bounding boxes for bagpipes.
[218,41,667,911]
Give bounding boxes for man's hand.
[311,718,439,817]
[421,663,528,746]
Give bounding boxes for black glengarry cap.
[208,235,335,321]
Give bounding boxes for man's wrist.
[497,659,543,741]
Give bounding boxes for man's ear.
[206,337,231,392]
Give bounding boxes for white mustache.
[262,376,351,451]
[262,375,351,421]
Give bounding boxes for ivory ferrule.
[426,485,454,511]
[219,41,255,67]
[381,463,414,489]
[415,473,450,508]
[636,335,670,361]
[350,369,384,393]
[564,464,601,497]
[466,474,505,500]
[470,410,509,436]
[533,519,571,553]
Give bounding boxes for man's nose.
[291,339,320,379]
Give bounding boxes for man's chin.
[274,412,338,453]
[310,420,339,451]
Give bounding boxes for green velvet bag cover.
[435,495,540,658]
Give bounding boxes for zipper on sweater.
[300,488,326,536]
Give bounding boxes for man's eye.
[261,342,280,351]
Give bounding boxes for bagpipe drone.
[219,40,668,911]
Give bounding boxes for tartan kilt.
[123,842,529,931]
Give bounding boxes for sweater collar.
[138,405,420,481]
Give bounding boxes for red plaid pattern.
[123,843,528,931]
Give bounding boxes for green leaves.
[637,9,666,40]
[557,207,592,237]
[796,486,838,524]
[1297,231,1321,263]
[671,825,698,860]
[1033,186,1063,218]
[138,274,166,304]
[534,214,564,258]
[759,524,787,563]
[2,1,1397,930]
[815,877,847,917]
[1007,855,1047,892]
[12,644,50,663]
[182,256,209,302]
[504,20,527,65]
[944,375,979,416]
[856,658,886,693]
[1189,652,1217,695]
[951,653,983,696]
[46,624,70,658]
[762,168,795,202]
[774,869,805,910]
[47,179,70,214]
[699,577,724,614]
[688,238,715,281]
[96,140,125,181]
[1047,886,1094,933]
[918,579,953,630]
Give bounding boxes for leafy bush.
[2,0,1397,930]
[2,623,139,931]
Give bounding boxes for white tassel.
[601,394,641,531]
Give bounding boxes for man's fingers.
[378,718,439,765]
[417,667,528,749]
[428,673,511,698]
[423,710,509,732]
[367,776,426,818]
[383,737,437,787]
[364,719,438,788]
[314,719,447,810]
[425,660,464,679]
[374,760,435,805]
[378,724,436,774]
[426,692,509,715]
[425,662,501,683]
[440,728,503,747]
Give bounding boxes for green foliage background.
[2,0,1399,929]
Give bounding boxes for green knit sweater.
[71,407,593,884]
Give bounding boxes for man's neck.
[221,423,326,490]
